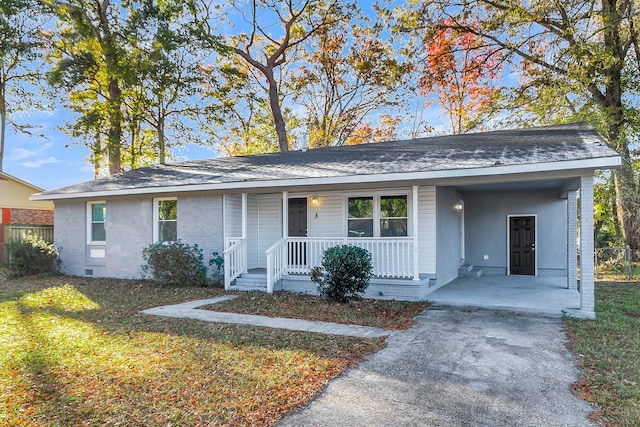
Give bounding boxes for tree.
[125,1,208,165]
[398,0,640,252]
[418,18,502,134]
[295,23,410,147]
[49,0,126,174]
[0,0,50,170]
[190,0,349,152]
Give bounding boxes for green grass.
[0,275,388,426]
[565,281,640,426]
[202,291,430,330]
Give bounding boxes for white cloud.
[10,143,53,160]
[21,157,59,168]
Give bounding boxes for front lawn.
[565,281,640,426]
[0,275,392,426]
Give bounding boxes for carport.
[427,275,583,317]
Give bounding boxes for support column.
[567,190,578,290]
[241,192,248,274]
[579,176,595,318]
[241,193,247,239]
[413,185,420,281]
[282,191,288,238]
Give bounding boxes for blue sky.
[3,109,220,191]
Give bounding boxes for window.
[154,198,177,242]
[348,197,373,237]
[348,194,408,237]
[88,202,106,243]
[380,195,407,237]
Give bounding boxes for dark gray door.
[288,198,307,268]
[510,216,535,275]
[288,198,307,237]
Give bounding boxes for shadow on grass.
[1,275,386,426]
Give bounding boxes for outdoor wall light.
[311,196,319,205]
[454,203,463,211]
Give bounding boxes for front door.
[288,198,307,268]
[288,198,307,237]
[509,216,535,275]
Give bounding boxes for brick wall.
[10,208,54,225]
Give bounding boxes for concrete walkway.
[279,307,595,427]
[140,296,391,338]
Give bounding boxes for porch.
[427,275,583,317]
[223,236,428,297]
[222,189,427,295]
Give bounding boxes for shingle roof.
[34,122,620,199]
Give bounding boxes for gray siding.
[178,193,224,272]
[464,189,567,276]
[305,192,344,237]
[418,186,436,275]
[224,194,242,239]
[54,200,87,276]
[105,198,152,278]
[436,187,463,286]
[54,194,224,279]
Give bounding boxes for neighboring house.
[0,171,54,261]
[31,123,620,318]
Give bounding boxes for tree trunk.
[158,107,166,164]
[0,72,5,172]
[107,78,122,174]
[266,72,289,152]
[93,133,101,178]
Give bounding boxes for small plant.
[7,234,60,277]
[142,241,207,286]
[310,244,373,302]
[209,251,224,287]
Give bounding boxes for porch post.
[579,176,596,318]
[567,190,578,290]
[412,185,420,281]
[282,191,288,238]
[241,192,248,273]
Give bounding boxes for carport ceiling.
[455,178,577,192]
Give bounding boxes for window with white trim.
[348,197,374,237]
[380,195,407,237]
[87,202,106,244]
[154,198,177,242]
[347,194,408,237]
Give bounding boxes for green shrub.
[209,251,224,287]
[142,241,207,286]
[310,245,373,302]
[7,234,60,276]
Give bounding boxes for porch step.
[232,273,268,291]
[469,268,483,278]
[458,264,473,278]
[458,264,483,279]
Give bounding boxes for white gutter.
[29,156,621,201]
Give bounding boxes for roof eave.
[29,156,622,201]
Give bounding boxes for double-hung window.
[87,202,106,244]
[154,198,177,242]
[348,197,374,237]
[347,194,408,237]
[380,195,407,237]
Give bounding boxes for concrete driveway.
[279,307,594,427]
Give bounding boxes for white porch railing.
[225,237,243,248]
[265,238,287,293]
[223,237,248,289]
[287,237,415,278]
